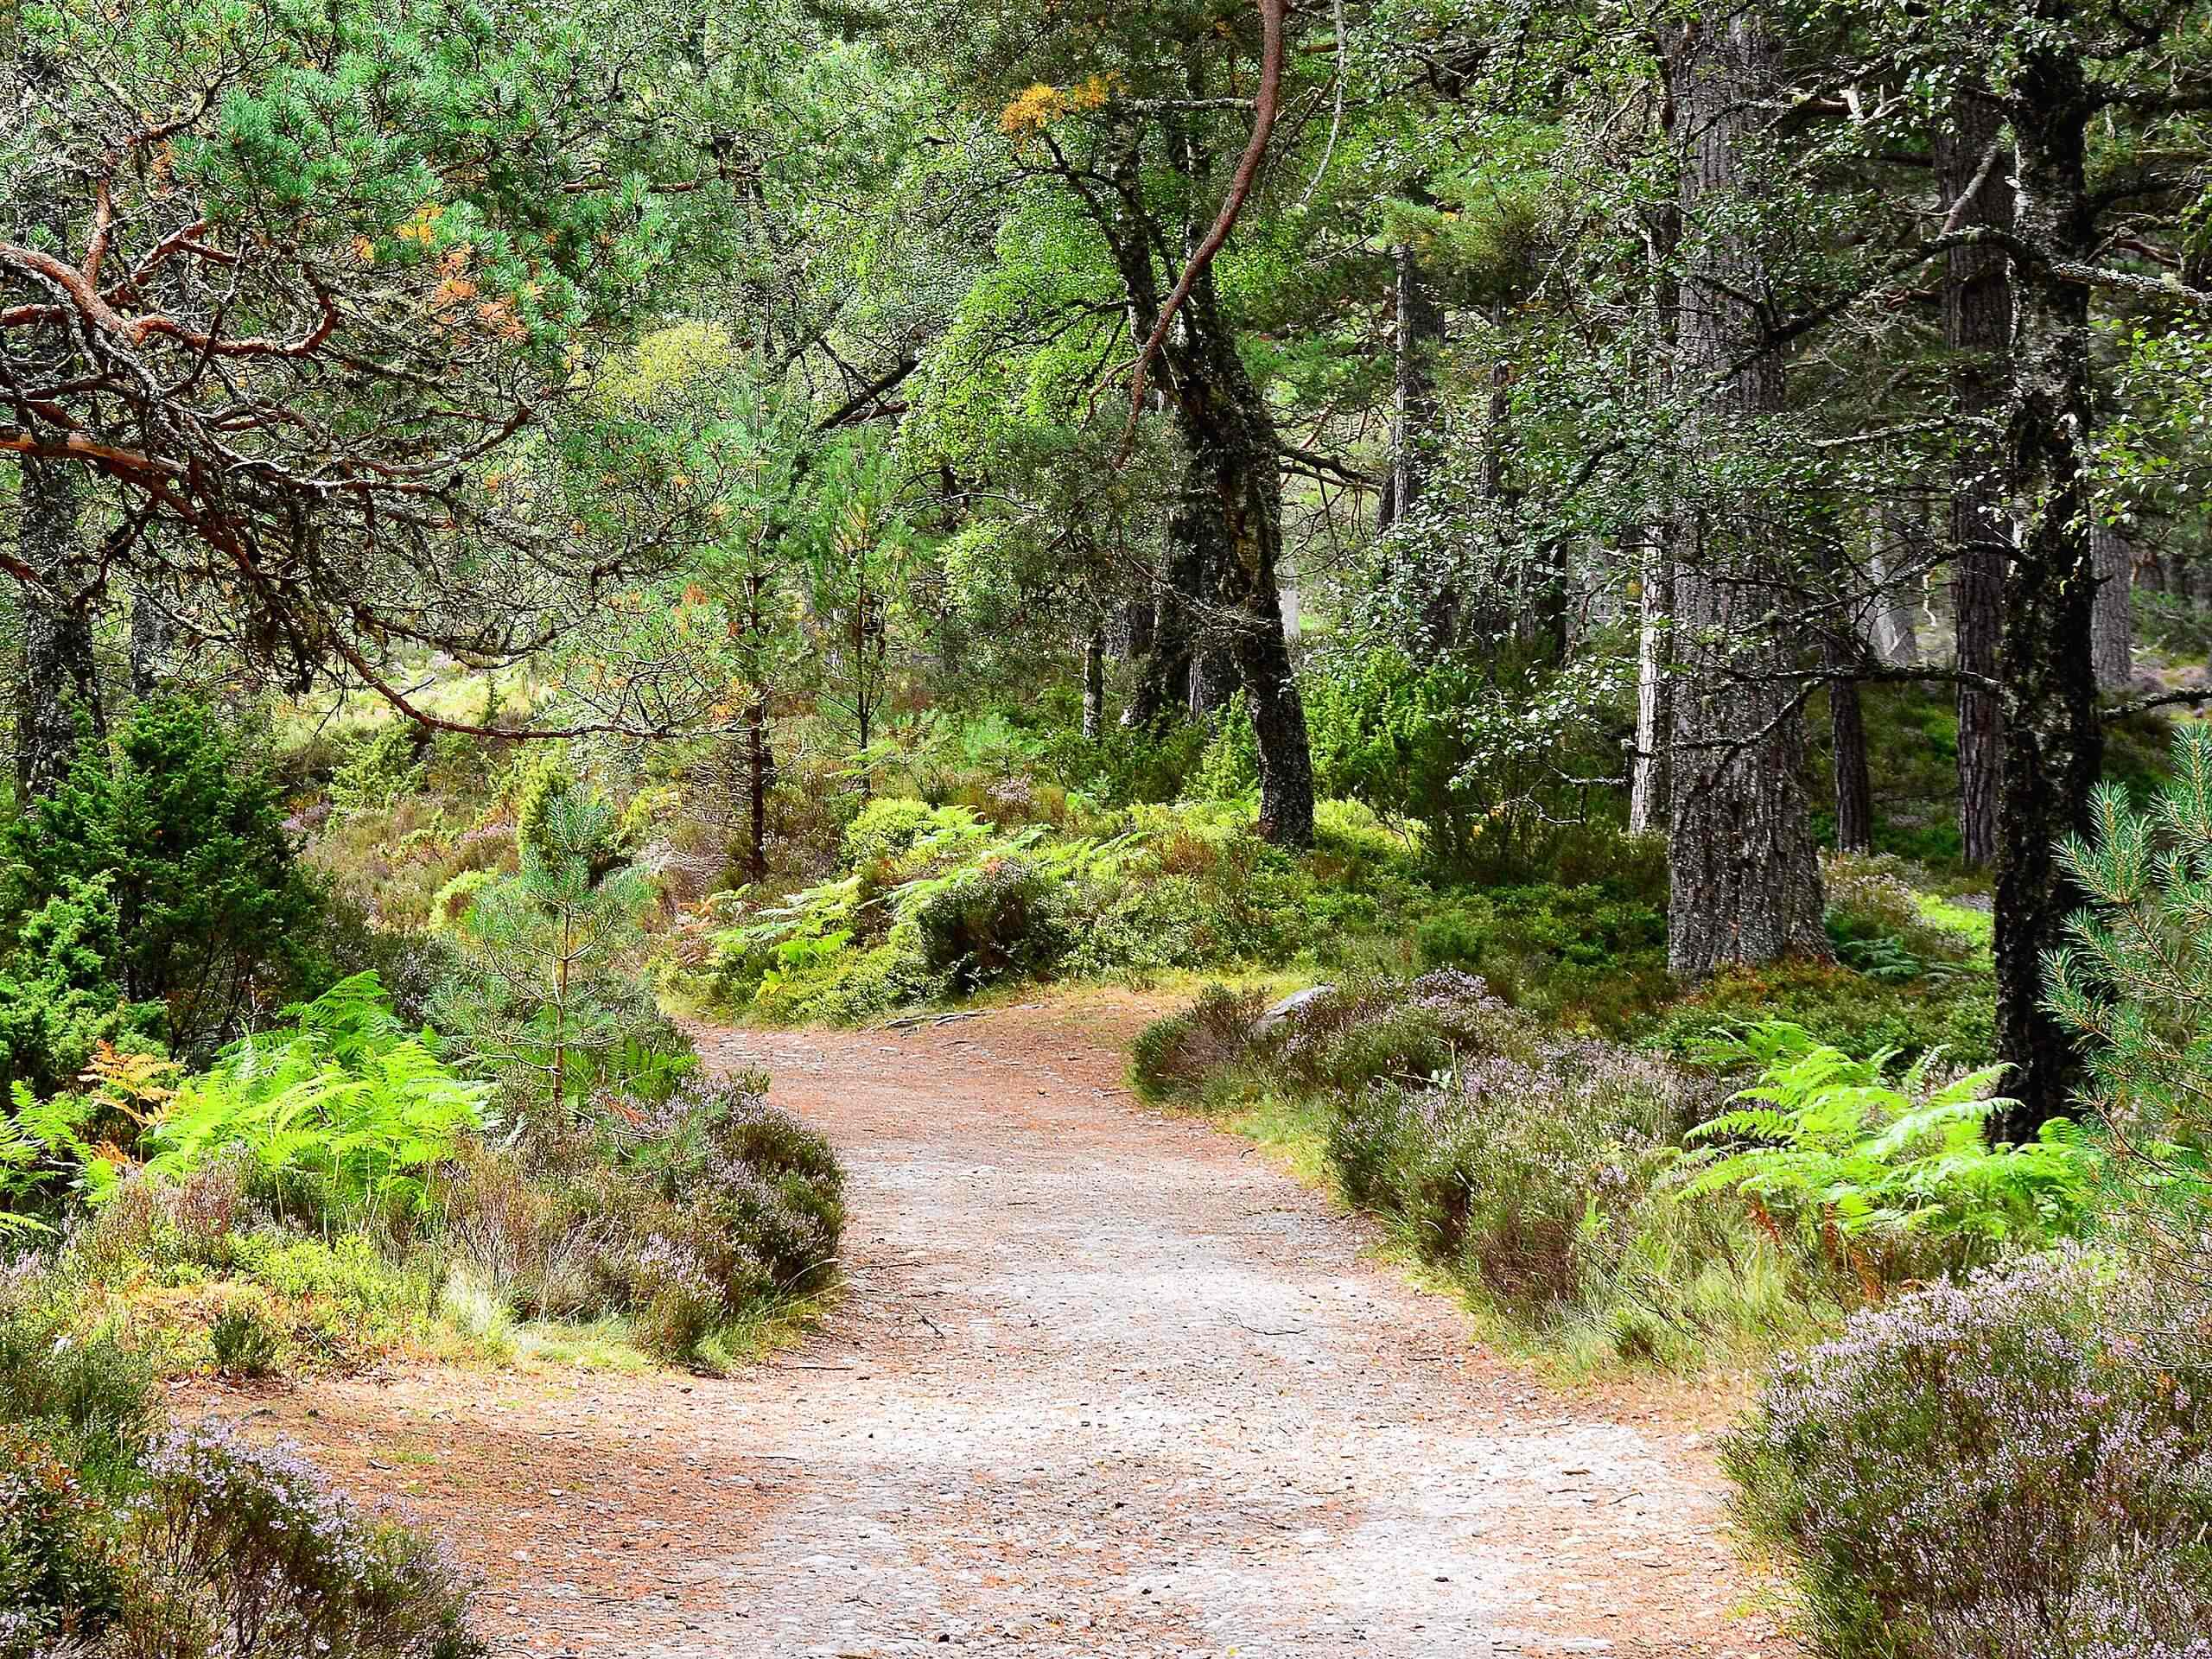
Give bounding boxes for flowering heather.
[1727,1248,2212,1656]
[118,1420,484,1659]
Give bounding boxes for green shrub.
[1128,986,1268,1101]
[1637,958,1995,1065]
[119,1422,484,1658]
[10,699,322,1058]
[902,855,1069,990]
[839,797,938,868]
[0,1427,121,1655]
[0,1291,156,1491]
[207,1299,285,1379]
[1726,1249,2212,1656]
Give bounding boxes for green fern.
[132,973,487,1229]
[1673,1022,2097,1271]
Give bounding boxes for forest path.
[228,991,1788,1658]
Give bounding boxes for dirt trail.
[227,993,1788,1657]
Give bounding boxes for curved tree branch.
[1123,0,1286,432]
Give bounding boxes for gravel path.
[227,993,1789,1657]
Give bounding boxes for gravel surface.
[218,992,1791,1657]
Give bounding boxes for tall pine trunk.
[16,455,105,801]
[1663,11,1826,979]
[1991,83,2104,1139]
[1937,96,2012,869]
[1171,312,1314,846]
[2091,518,2133,692]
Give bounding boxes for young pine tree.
[441,778,654,1119]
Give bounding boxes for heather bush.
[1726,1249,2212,1657]
[0,1289,156,1489]
[0,1426,120,1655]
[438,1077,843,1350]
[111,1422,484,1659]
[1128,986,1268,1101]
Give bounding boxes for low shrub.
[1128,986,1268,1101]
[1726,1249,2212,1656]
[116,1422,484,1659]
[0,1288,156,1489]
[903,855,1070,990]
[0,1427,120,1655]
[439,1077,844,1347]
[1637,957,1996,1066]
[207,1297,285,1379]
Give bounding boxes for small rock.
[1256,986,1335,1033]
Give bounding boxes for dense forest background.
[9,0,2212,1652]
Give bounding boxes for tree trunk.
[1991,90,2103,1141]
[128,582,171,701]
[1830,669,1874,854]
[1662,11,1827,980]
[1082,629,1105,741]
[2091,518,2133,692]
[1629,535,1672,836]
[1384,229,1445,535]
[1124,535,1198,728]
[747,693,772,884]
[1936,96,2012,870]
[16,455,105,802]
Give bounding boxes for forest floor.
[197,991,1794,1657]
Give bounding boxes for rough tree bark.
[2090,518,2133,692]
[1936,95,2012,869]
[16,454,105,800]
[128,582,171,701]
[1828,666,1875,855]
[1629,542,1673,836]
[1082,628,1106,740]
[1663,9,1827,979]
[1990,74,2104,1140]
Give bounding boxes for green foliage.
[10,700,321,1056]
[439,784,670,1114]
[840,797,939,867]
[0,876,165,1104]
[330,725,430,817]
[0,1427,121,1655]
[1726,1250,2212,1656]
[1413,875,1670,1032]
[710,797,1430,1025]
[1675,1025,2098,1278]
[2050,723,2212,1154]
[1638,958,1997,1067]
[133,974,488,1230]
